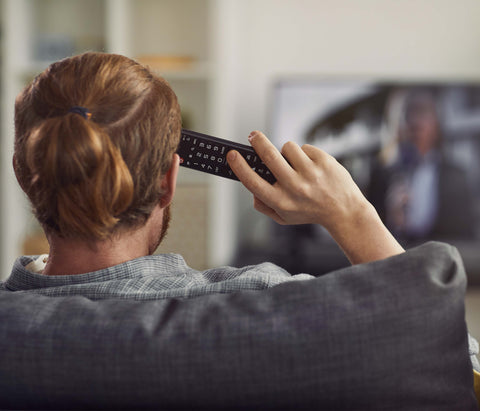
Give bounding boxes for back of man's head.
[13,52,181,241]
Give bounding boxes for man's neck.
[40,203,167,276]
[42,227,152,276]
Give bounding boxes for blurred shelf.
[148,61,214,81]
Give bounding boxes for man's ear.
[159,153,180,208]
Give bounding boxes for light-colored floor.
[466,288,480,339]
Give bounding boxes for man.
[8,52,403,291]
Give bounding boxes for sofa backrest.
[0,242,477,410]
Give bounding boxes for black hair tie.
[68,106,92,120]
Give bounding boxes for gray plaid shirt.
[1,254,314,301]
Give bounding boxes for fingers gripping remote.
[177,129,276,184]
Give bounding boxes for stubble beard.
[153,204,171,252]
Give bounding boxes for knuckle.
[323,153,339,169]
[246,174,263,193]
[276,197,296,214]
[301,143,317,155]
[295,182,311,198]
[282,141,297,154]
[261,146,279,164]
[302,144,327,160]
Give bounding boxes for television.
[236,79,480,279]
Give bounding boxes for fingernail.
[248,131,257,143]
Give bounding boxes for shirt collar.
[4,253,189,292]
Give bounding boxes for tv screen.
[262,79,480,276]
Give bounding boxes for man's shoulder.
[2,254,313,301]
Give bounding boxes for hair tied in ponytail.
[68,106,92,120]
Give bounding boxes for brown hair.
[14,52,181,240]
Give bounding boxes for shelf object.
[136,55,195,72]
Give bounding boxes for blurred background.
[1,0,480,334]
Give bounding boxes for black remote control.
[177,129,276,184]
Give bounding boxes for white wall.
[224,0,480,246]
[231,0,480,137]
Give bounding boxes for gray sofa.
[0,242,477,409]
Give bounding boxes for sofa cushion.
[0,242,476,409]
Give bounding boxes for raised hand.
[227,131,404,264]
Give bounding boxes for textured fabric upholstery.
[0,242,477,409]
